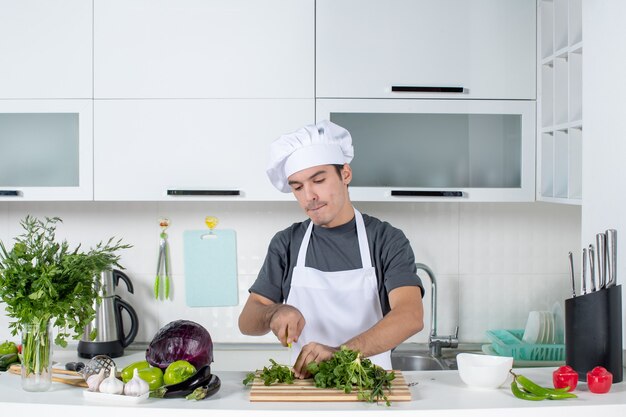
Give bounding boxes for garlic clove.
[124,368,150,397]
[87,368,106,392]
[98,365,125,395]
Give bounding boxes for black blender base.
[78,340,125,359]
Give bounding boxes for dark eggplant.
[152,364,213,398]
[185,374,221,400]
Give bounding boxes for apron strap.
[353,209,372,269]
[296,220,314,266]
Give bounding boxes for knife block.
[565,285,623,383]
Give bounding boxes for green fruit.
[163,360,196,385]
[121,360,151,383]
[138,366,164,390]
[0,340,18,356]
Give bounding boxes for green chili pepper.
[511,379,548,401]
[510,371,577,401]
[515,373,577,399]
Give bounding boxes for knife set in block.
[565,284,623,383]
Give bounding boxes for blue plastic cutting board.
[183,229,238,307]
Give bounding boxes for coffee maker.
[78,269,139,358]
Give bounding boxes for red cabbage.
[146,320,213,370]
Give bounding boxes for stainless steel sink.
[391,353,448,371]
[391,346,483,371]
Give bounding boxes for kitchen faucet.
[415,263,459,357]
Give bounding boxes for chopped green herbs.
[243,347,396,406]
[243,359,294,386]
[307,346,396,406]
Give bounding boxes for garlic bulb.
[123,368,150,397]
[98,366,124,395]
[86,368,106,392]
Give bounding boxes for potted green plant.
[0,215,130,391]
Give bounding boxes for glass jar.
[20,320,52,392]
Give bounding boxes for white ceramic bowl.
[457,353,514,389]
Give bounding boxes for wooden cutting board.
[8,363,88,388]
[249,371,411,402]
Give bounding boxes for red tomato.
[587,366,613,394]
[553,365,578,391]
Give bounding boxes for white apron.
[286,209,392,369]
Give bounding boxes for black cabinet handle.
[0,190,22,197]
[167,189,240,196]
[391,190,463,197]
[391,86,464,93]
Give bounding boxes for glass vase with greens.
[0,216,131,391]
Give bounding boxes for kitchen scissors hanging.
[155,218,171,300]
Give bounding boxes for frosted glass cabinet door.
[317,99,535,202]
[93,99,313,201]
[0,0,92,98]
[0,100,93,200]
[94,0,314,99]
[317,0,536,99]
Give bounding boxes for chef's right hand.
[269,305,305,347]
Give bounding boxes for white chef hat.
[266,120,354,192]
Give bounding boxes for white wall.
[582,0,626,341]
[0,201,580,346]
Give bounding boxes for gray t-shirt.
[249,213,424,315]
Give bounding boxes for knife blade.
[589,245,597,292]
[596,233,607,289]
[568,251,576,298]
[606,229,617,288]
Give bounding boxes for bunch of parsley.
[306,346,396,406]
[0,215,131,347]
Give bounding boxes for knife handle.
[596,233,607,289]
[582,248,588,295]
[606,229,617,287]
[589,245,597,292]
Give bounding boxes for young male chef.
[238,120,424,377]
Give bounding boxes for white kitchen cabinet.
[0,0,92,99]
[537,0,583,204]
[317,99,536,202]
[94,99,313,201]
[0,100,93,201]
[94,0,314,99]
[316,0,536,100]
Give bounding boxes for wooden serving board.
[250,371,411,402]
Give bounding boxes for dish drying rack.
[485,329,565,362]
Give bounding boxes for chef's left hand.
[293,342,338,379]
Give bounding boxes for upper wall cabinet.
[0,0,92,99]
[318,99,536,202]
[316,0,536,100]
[94,99,312,201]
[0,100,93,201]
[94,0,314,99]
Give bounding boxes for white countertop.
[2,350,626,417]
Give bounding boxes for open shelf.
[569,0,583,46]
[541,0,554,59]
[569,51,583,122]
[537,0,583,204]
